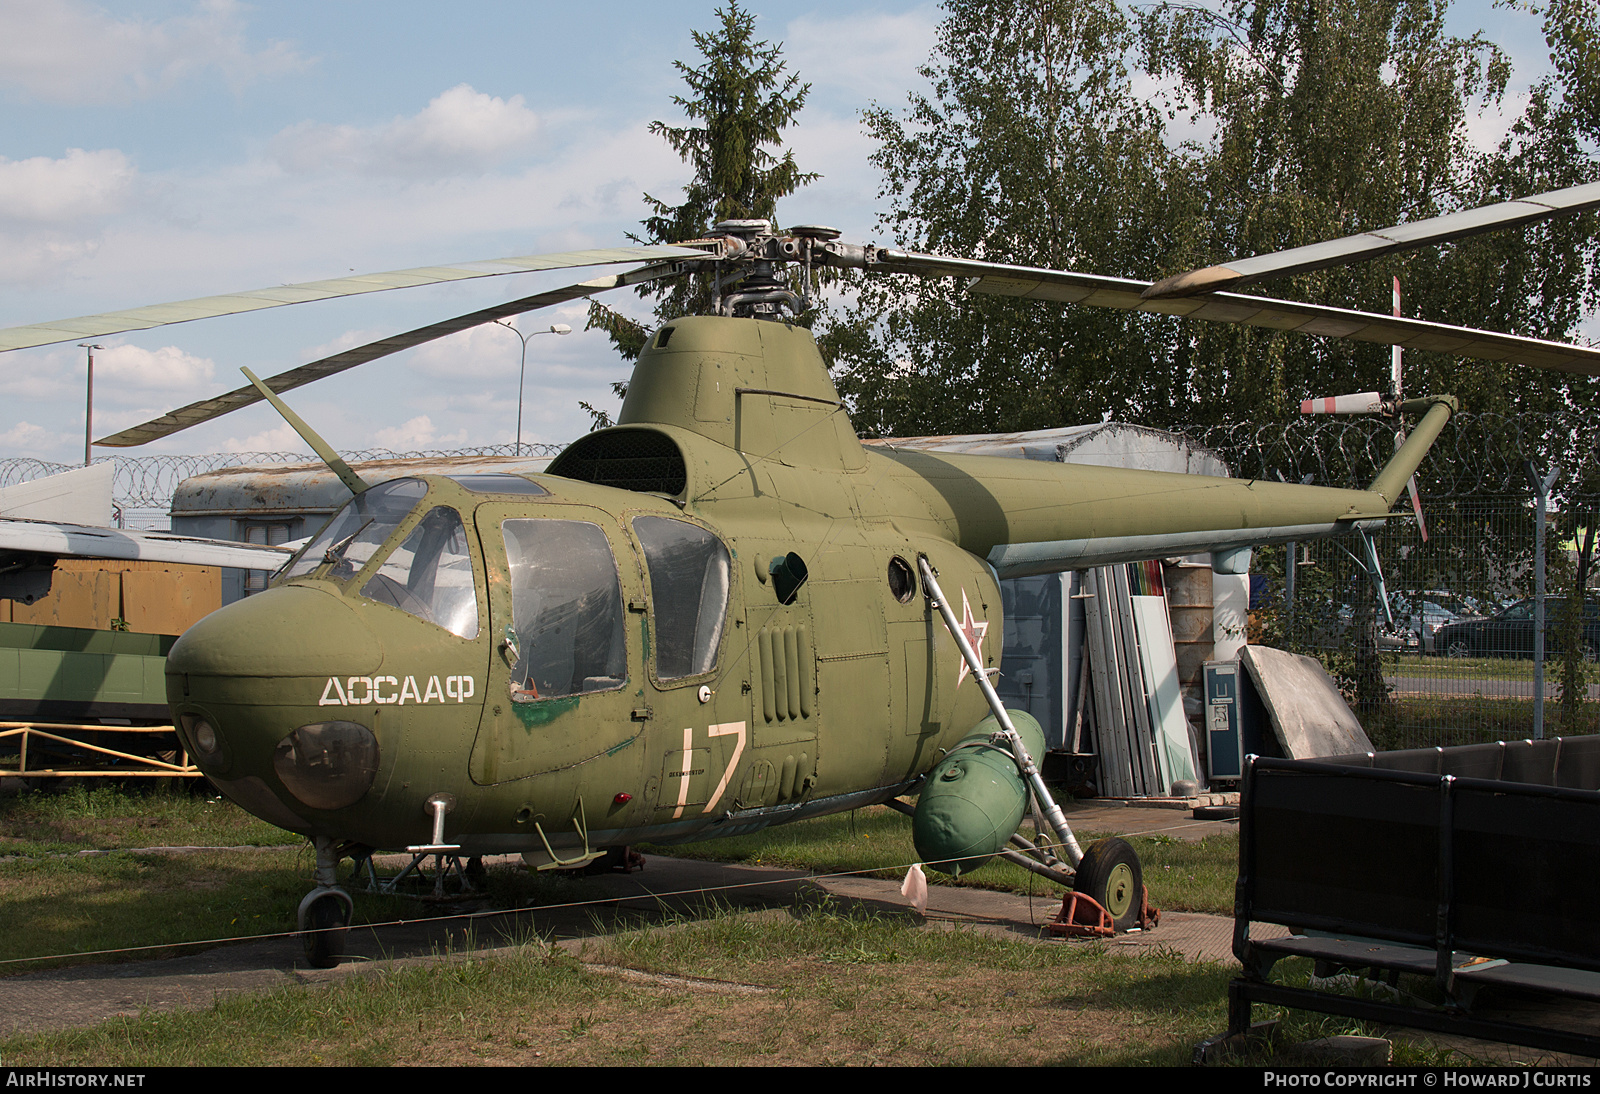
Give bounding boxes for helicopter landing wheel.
[1072,837,1144,933]
[297,888,353,969]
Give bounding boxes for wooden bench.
[1230,737,1600,1058]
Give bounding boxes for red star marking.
[956,589,989,687]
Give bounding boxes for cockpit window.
[503,519,626,701]
[284,479,428,582]
[360,506,479,638]
[448,474,549,495]
[633,516,730,679]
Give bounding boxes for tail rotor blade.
[1407,474,1428,543]
[1301,393,1386,415]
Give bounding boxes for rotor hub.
[695,221,865,320]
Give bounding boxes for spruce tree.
[586,1,817,375]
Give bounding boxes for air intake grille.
[548,429,687,496]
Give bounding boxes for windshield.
[283,479,429,582]
[361,506,479,638]
[1423,593,1476,617]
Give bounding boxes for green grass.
[0,847,316,967]
[1387,652,1548,679]
[0,782,295,856]
[0,899,1497,1067]
[0,785,1240,973]
[0,899,1241,1066]
[0,787,1508,1066]
[0,848,616,973]
[1362,696,1600,749]
[0,783,410,970]
[1134,833,1237,914]
[0,783,688,971]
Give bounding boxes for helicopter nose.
[168,583,382,679]
[167,585,384,803]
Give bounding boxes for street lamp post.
[492,321,571,454]
[78,343,103,467]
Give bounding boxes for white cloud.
[781,113,886,226]
[0,421,64,457]
[0,5,934,466]
[1129,70,1220,153]
[298,327,388,362]
[0,149,138,225]
[783,8,939,106]
[371,414,468,450]
[1463,92,1530,156]
[0,373,76,404]
[0,236,109,285]
[405,319,539,382]
[0,148,142,285]
[0,108,681,303]
[0,344,80,402]
[0,0,308,104]
[98,344,215,393]
[221,422,311,455]
[273,84,541,178]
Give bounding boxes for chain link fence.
[1183,412,1600,749]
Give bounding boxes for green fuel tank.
[913,710,1047,877]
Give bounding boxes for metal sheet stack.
[1083,564,1200,797]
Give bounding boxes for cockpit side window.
[633,515,730,680]
[502,519,626,701]
[284,478,429,582]
[360,506,479,638]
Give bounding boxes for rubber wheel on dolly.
[301,893,350,968]
[1072,837,1143,932]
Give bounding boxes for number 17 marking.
[669,721,747,819]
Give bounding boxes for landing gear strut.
[297,836,354,968]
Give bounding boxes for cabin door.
[467,504,646,787]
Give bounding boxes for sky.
[0,0,1565,468]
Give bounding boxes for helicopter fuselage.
[167,458,998,860]
[165,314,1423,862]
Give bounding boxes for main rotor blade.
[1141,181,1600,299]
[1,244,708,354]
[874,250,1600,376]
[95,263,680,448]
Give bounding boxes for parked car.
[1314,591,1476,654]
[1433,597,1600,660]
[1388,592,1480,654]
[1312,598,1414,649]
